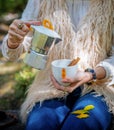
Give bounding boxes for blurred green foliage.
[0,64,37,110]
[0,0,28,15]
[0,0,38,110]
[14,65,37,102]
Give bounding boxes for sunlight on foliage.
[14,65,37,101]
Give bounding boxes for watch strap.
[85,68,96,85]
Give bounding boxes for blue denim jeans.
[26,88,111,130]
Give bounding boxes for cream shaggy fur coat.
[2,0,114,123]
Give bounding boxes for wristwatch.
[85,68,97,85]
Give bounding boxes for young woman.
[2,0,114,129]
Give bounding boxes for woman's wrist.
[85,67,106,85]
[94,66,106,80]
[85,68,96,80]
[85,67,106,80]
[7,39,20,49]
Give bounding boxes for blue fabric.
[26,88,111,130]
[61,93,111,130]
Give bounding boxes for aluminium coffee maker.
[24,25,61,70]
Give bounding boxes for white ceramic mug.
[51,59,78,87]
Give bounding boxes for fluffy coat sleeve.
[2,0,41,61]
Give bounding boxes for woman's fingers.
[51,75,78,93]
[62,77,74,83]
[8,19,30,48]
[8,30,24,42]
[51,75,65,91]
[10,20,29,35]
[24,21,41,28]
[51,70,93,93]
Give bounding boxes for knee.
[26,110,46,130]
[62,94,111,130]
[62,109,111,130]
[26,108,58,130]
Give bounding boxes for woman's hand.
[51,70,93,93]
[7,19,30,49]
[7,19,41,49]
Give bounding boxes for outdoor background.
[0,1,114,130]
[0,0,37,111]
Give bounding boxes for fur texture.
[20,0,114,123]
